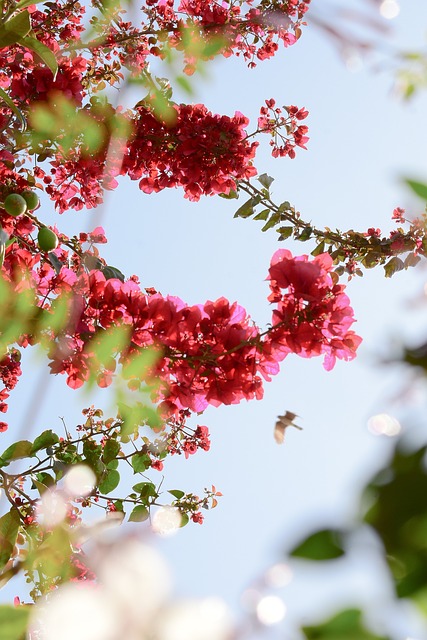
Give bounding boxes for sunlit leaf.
[18,36,57,79]
[0,441,33,466]
[0,10,31,47]
[31,430,59,455]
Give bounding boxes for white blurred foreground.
[27,536,234,640]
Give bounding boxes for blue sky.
[3,1,427,637]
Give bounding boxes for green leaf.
[302,608,390,640]
[0,10,31,47]
[86,325,130,368]
[122,349,158,380]
[129,505,149,522]
[384,257,404,278]
[99,469,120,494]
[261,212,280,232]
[131,452,151,473]
[0,440,33,466]
[31,430,59,455]
[101,265,125,282]
[102,439,120,464]
[257,173,274,189]
[18,36,58,79]
[0,509,20,572]
[404,252,421,269]
[234,198,255,219]
[179,512,189,527]
[0,605,31,640]
[168,489,185,499]
[277,226,293,240]
[297,226,313,242]
[311,241,326,256]
[405,178,427,201]
[253,209,269,221]
[0,87,26,132]
[289,528,346,561]
[363,440,427,599]
[132,482,157,498]
[218,189,238,200]
[175,75,194,95]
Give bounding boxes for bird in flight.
[274,411,302,444]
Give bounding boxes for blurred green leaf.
[363,439,427,598]
[0,509,20,572]
[289,528,346,561]
[0,604,30,640]
[122,348,158,380]
[302,608,390,639]
[405,178,427,201]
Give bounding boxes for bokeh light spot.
[63,465,96,498]
[256,595,286,625]
[264,563,293,588]
[152,506,182,536]
[29,583,120,640]
[36,490,67,528]
[380,0,400,19]
[156,598,232,640]
[367,413,401,436]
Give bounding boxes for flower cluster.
[258,99,309,158]
[263,249,362,371]
[122,103,258,200]
[161,0,311,71]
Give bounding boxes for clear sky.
[3,1,427,638]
